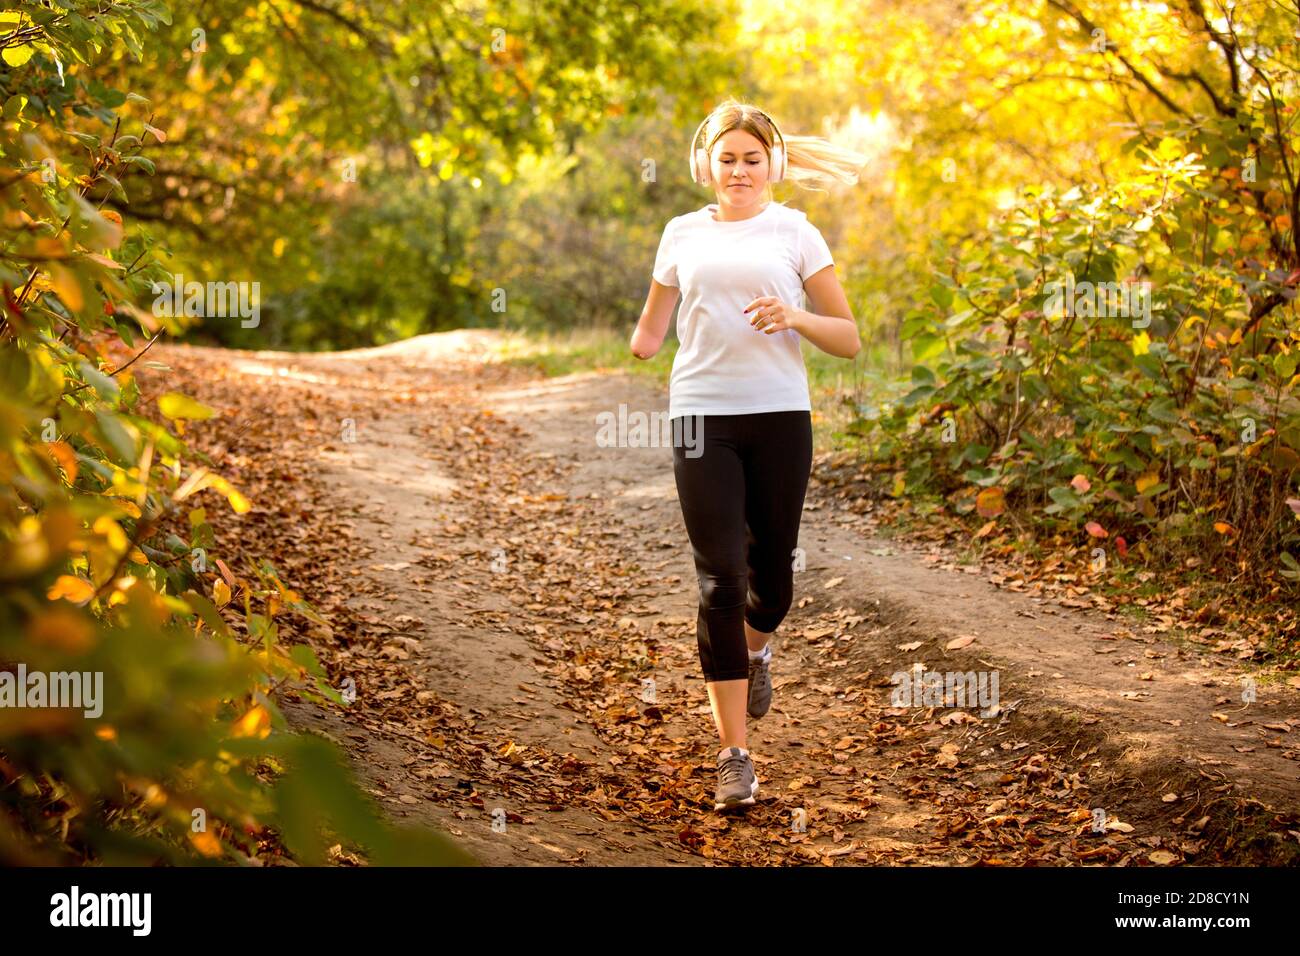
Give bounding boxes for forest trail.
[149,331,1300,866]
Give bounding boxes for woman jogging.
[630,99,867,811]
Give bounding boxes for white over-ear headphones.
[689,107,787,187]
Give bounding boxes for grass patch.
[484,323,878,455]
[487,324,674,384]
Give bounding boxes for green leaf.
[910,364,937,386]
[120,154,155,175]
[1275,352,1298,381]
[929,283,953,309]
[1048,485,1082,509]
[93,408,136,462]
[911,334,946,364]
[77,361,120,400]
[181,590,233,639]
[902,384,935,406]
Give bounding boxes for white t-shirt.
[652,200,834,418]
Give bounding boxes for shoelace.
[718,755,748,784]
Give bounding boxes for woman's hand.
[744,296,802,335]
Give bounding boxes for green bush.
[854,125,1300,596]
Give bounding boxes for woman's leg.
[740,411,813,643]
[672,415,750,750]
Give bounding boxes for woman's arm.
[631,278,680,359]
[792,265,860,359]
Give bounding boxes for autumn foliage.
[0,0,464,864]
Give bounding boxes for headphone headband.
[689,107,787,187]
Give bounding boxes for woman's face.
[709,128,769,210]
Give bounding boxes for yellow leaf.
[84,252,123,269]
[158,392,216,421]
[213,578,231,608]
[231,704,272,739]
[2,45,34,67]
[47,263,83,312]
[190,829,223,858]
[115,499,142,519]
[47,575,94,603]
[33,236,67,258]
[1135,472,1160,494]
[92,515,128,552]
[42,440,78,485]
[1155,136,1183,160]
[173,467,211,502]
[199,473,251,513]
[1132,331,1150,356]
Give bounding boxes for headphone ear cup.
[770,145,785,184]
[694,147,711,186]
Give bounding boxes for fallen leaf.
[976,487,1005,518]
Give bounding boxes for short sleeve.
[652,217,678,288]
[796,217,834,282]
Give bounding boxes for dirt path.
[152,331,1300,866]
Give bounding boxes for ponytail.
[780,132,872,192]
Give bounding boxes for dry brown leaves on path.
[139,332,1300,866]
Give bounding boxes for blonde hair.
[698,97,870,195]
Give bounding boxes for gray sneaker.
[714,747,759,811]
[747,647,772,719]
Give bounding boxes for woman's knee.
[745,582,792,633]
[745,553,795,630]
[698,568,746,610]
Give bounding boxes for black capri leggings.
[671,410,813,683]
